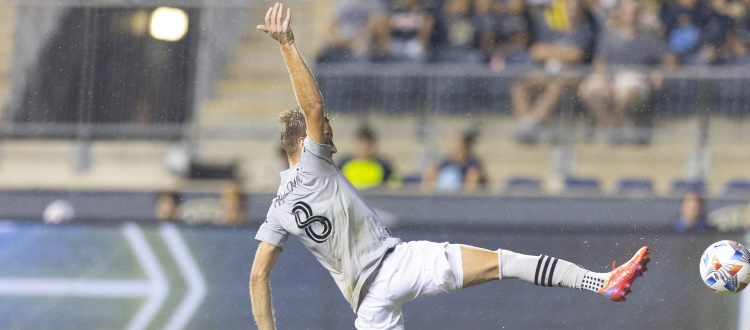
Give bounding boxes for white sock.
[498,249,593,289]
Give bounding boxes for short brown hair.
[279,108,306,158]
[278,108,329,158]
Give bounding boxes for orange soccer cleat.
[598,246,651,302]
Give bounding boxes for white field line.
[160,223,207,330]
[123,223,169,330]
[0,279,150,297]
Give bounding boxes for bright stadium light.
[149,7,188,42]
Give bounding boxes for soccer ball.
[699,240,750,294]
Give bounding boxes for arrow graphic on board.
[0,223,206,330]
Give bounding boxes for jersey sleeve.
[255,212,289,248]
[300,137,338,176]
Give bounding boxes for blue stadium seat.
[503,177,543,195]
[670,179,705,196]
[723,179,750,197]
[616,178,654,196]
[563,177,601,195]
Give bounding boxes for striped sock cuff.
[534,255,560,287]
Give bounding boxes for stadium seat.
[616,178,654,197]
[503,177,543,195]
[723,179,750,197]
[562,177,601,195]
[669,179,706,196]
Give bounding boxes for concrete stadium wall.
[0,222,747,329]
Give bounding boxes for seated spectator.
[155,191,180,223]
[510,0,596,143]
[674,191,711,232]
[728,0,750,64]
[433,0,485,63]
[480,0,535,70]
[422,130,487,192]
[179,182,247,226]
[317,0,385,63]
[578,0,675,143]
[338,126,399,189]
[372,0,435,62]
[220,182,247,226]
[659,0,736,65]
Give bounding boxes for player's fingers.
[270,3,278,29]
[264,6,273,27]
[284,8,291,28]
[276,3,284,30]
[256,24,267,31]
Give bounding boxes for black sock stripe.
[547,258,559,287]
[541,256,552,287]
[534,255,545,286]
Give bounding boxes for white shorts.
[355,241,464,330]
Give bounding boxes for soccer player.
[250,4,651,329]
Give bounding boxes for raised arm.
[258,3,325,144]
[250,242,282,330]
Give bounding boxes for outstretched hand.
[257,3,294,45]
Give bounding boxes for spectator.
[658,0,736,65]
[433,0,485,63]
[729,0,750,63]
[481,0,535,71]
[510,0,596,143]
[674,191,711,232]
[220,182,247,226]
[155,191,180,223]
[422,130,487,192]
[660,0,707,38]
[372,0,435,62]
[338,126,398,189]
[317,0,385,63]
[177,183,246,226]
[578,0,675,143]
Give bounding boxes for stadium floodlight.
[149,7,188,42]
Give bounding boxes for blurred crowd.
[317,0,750,143]
[317,0,750,66]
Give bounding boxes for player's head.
[279,108,336,160]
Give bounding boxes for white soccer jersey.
[256,137,401,312]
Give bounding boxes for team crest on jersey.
[292,201,332,243]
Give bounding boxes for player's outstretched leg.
[497,246,650,302]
